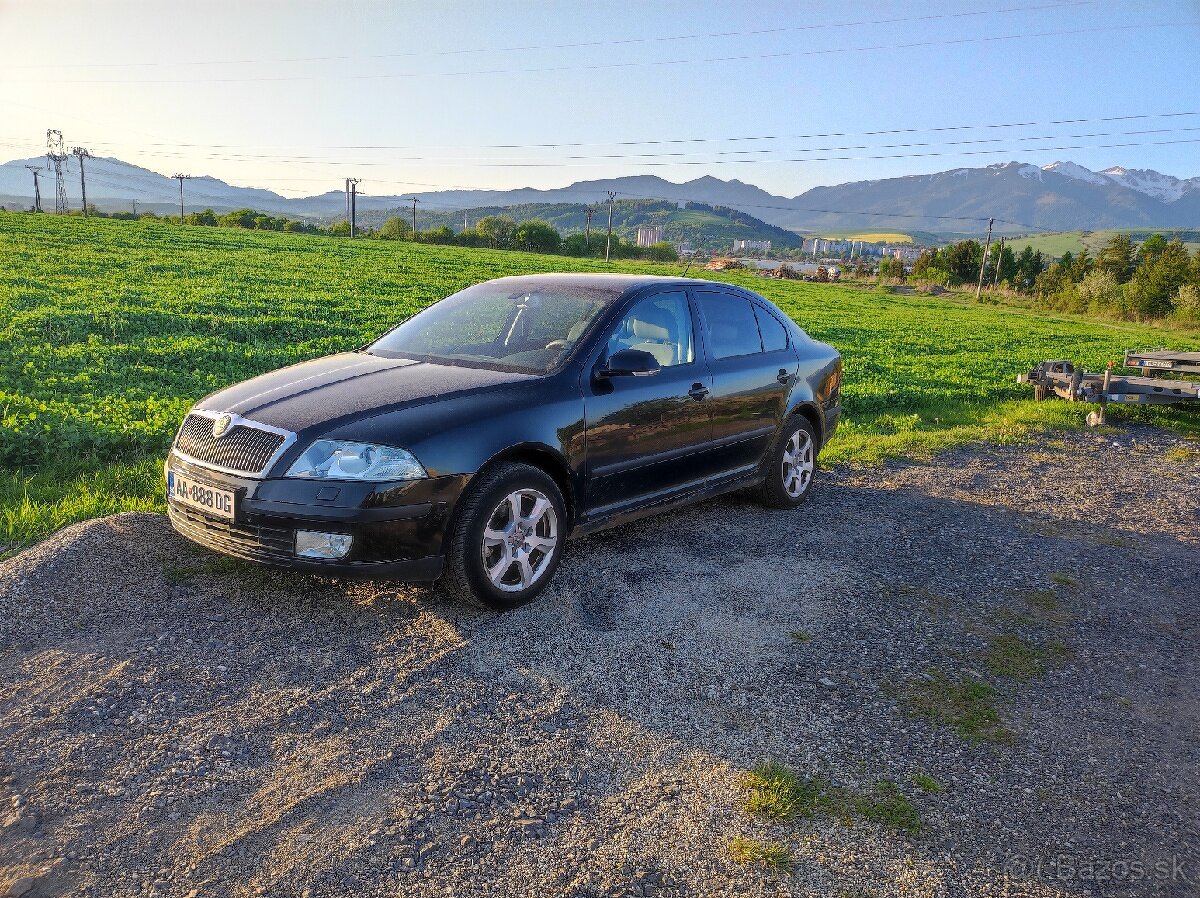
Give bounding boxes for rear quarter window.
[753,305,789,353]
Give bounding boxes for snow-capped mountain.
[1097,166,1200,202]
[1038,161,1200,202]
[1,153,1197,233]
[1039,161,1112,187]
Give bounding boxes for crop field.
[1011,229,1200,259]
[841,232,915,244]
[2,213,1198,554]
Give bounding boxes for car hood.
[197,352,537,433]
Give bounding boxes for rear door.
[692,289,797,476]
[583,290,714,514]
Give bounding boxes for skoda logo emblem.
[212,414,233,439]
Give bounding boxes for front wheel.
[440,462,566,609]
[758,417,818,508]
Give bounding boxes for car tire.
[758,416,819,509]
[439,462,567,609]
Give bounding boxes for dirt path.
[0,428,1196,898]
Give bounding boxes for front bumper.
[165,451,468,580]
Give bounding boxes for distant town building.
[674,240,694,256]
[732,239,771,253]
[636,225,664,247]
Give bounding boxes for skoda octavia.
[167,274,842,607]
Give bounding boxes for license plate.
[167,469,236,520]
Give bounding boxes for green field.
[2,214,1198,554]
[1010,229,1200,259]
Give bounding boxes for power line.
[9,110,1196,155]
[20,22,1177,85]
[7,2,1090,70]
[10,122,1198,172]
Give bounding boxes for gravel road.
[0,427,1196,898]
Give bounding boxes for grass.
[983,633,1070,682]
[739,762,921,835]
[904,672,1012,744]
[1164,445,1199,463]
[728,836,793,873]
[1048,571,1079,588]
[2,212,1199,551]
[911,772,943,794]
[788,630,813,643]
[1023,589,1072,625]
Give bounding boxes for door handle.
[777,369,792,385]
[688,383,710,401]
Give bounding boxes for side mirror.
[600,348,662,378]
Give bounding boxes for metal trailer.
[1018,349,1200,426]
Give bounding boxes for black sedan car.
[167,274,842,606]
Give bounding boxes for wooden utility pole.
[604,191,616,263]
[585,206,594,249]
[408,196,420,239]
[991,237,1006,288]
[347,179,360,237]
[975,217,994,301]
[72,147,92,215]
[171,174,191,223]
[24,166,42,212]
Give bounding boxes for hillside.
[365,199,805,250]
[3,156,1198,235]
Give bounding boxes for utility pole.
[72,147,92,216]
[46,130,69,214]
[346,178,360,237]
[25,166,43,213]
[604,191,616,263]
[584,206,594,249]
[171,174,191,223]
[991,237,1006,288]
[975,217,994,301]
[132,199,138,216]
[408,196,419,240]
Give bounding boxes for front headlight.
[284,440,427,482]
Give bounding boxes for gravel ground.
[0,427,1196,898]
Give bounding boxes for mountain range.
[1,154,1197,234]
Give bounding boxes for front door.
[583,290,713,514]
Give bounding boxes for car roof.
[481,272,720,302]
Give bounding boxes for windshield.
[368,281,614,373]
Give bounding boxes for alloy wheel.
[782,428,815,498]
[480,488,559,593]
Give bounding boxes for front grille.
[168,502,294,563]
[175,414,287,474]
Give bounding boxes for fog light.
[295,530,353,560]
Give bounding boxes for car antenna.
[680,255,693,277]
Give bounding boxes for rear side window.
[697,293,762,359]
[754,305,789,352]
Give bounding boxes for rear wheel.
[758,417,818,508]
[440,462,566,609]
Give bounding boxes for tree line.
[375,213,680,261]
[6,204,682,262]
[909,233,1200,322]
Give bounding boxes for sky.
[2,0,1199,199]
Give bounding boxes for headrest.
[631,318,670,341]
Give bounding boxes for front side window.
[369,281,615,373]
[606,292,694,368]
[697,293,763,359]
